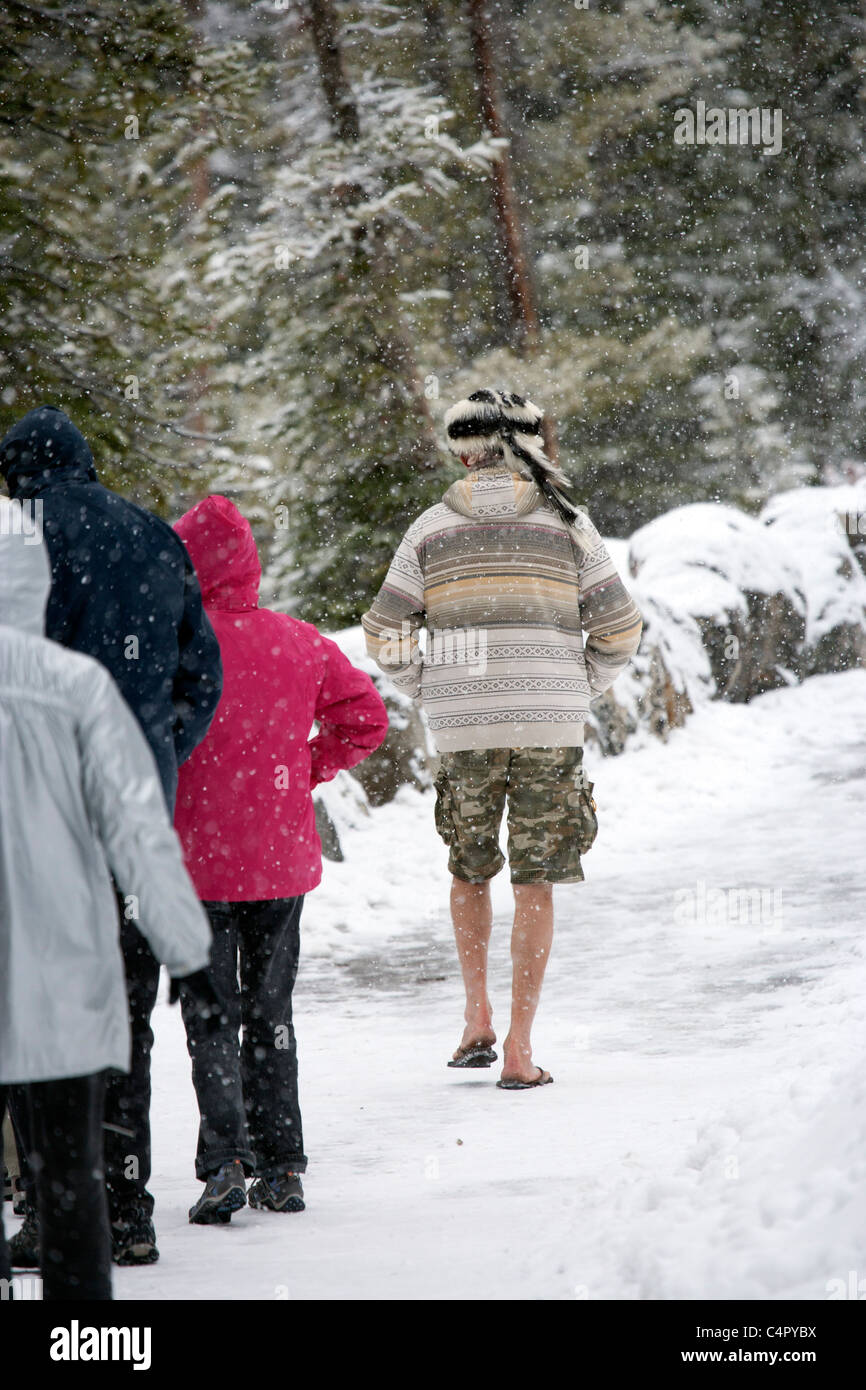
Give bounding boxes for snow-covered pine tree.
[0,0,253,508]
[207,0,498,624]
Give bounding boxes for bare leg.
[502,883,554,1083]
[450,877,495,1055]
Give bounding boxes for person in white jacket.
[0,501,213,1300]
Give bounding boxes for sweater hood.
[175,494,261,610]
[0,406,97,495]
[0,500,52,635]
[443,465,541,520]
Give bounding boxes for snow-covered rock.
[589,490,866,752]
[761,483,866,677]
[628,502,807,704]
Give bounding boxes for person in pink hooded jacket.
[173,495,388,1224]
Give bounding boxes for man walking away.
[363,390,642,1089]
[0,405,223,1265]
[0,508,212,1299]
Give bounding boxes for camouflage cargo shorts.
[433,746,598,885]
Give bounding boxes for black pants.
[102,909,161,1221]
[182,897,307,1182]
[10,907,161,1225]
[0,1076,112,1301]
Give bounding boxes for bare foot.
[501,1033,542,1083]
[499,1065,552,1086]
[453,1022,496,1060]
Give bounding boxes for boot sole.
[248,1193,305,1213]
[189,1184,246,1226]
[114,1244,160,1266]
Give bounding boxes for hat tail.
[502,433,579,526]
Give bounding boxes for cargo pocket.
[575,772,598,855]
[434,766,456,846]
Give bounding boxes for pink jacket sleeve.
[308,632,389,788]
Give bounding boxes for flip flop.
[496,1067,553,1090]
[447,1041,498,1068]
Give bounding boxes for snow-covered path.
[13,672,866,1300]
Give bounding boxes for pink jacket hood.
[175,494,261,610]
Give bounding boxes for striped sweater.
[362,466,643,751]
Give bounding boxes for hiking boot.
[111,1208,159,1265]
[9,1206,39,1269]
[188,1161,247,1226]
[248,1172,305,1213]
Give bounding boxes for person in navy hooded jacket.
[0,405,223,1268]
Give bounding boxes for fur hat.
[443,388,579,525]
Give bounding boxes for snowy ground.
[10,671,866,1300]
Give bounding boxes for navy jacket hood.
[0,406,97,493]
[0,405,222,809]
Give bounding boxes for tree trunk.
[306,0,361,143]
[182,0,211,440]
[466,0,558,460]
[305,0,440,464]
[419,0,453,100]
[419,0,479,356]
[467,0,540,352]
